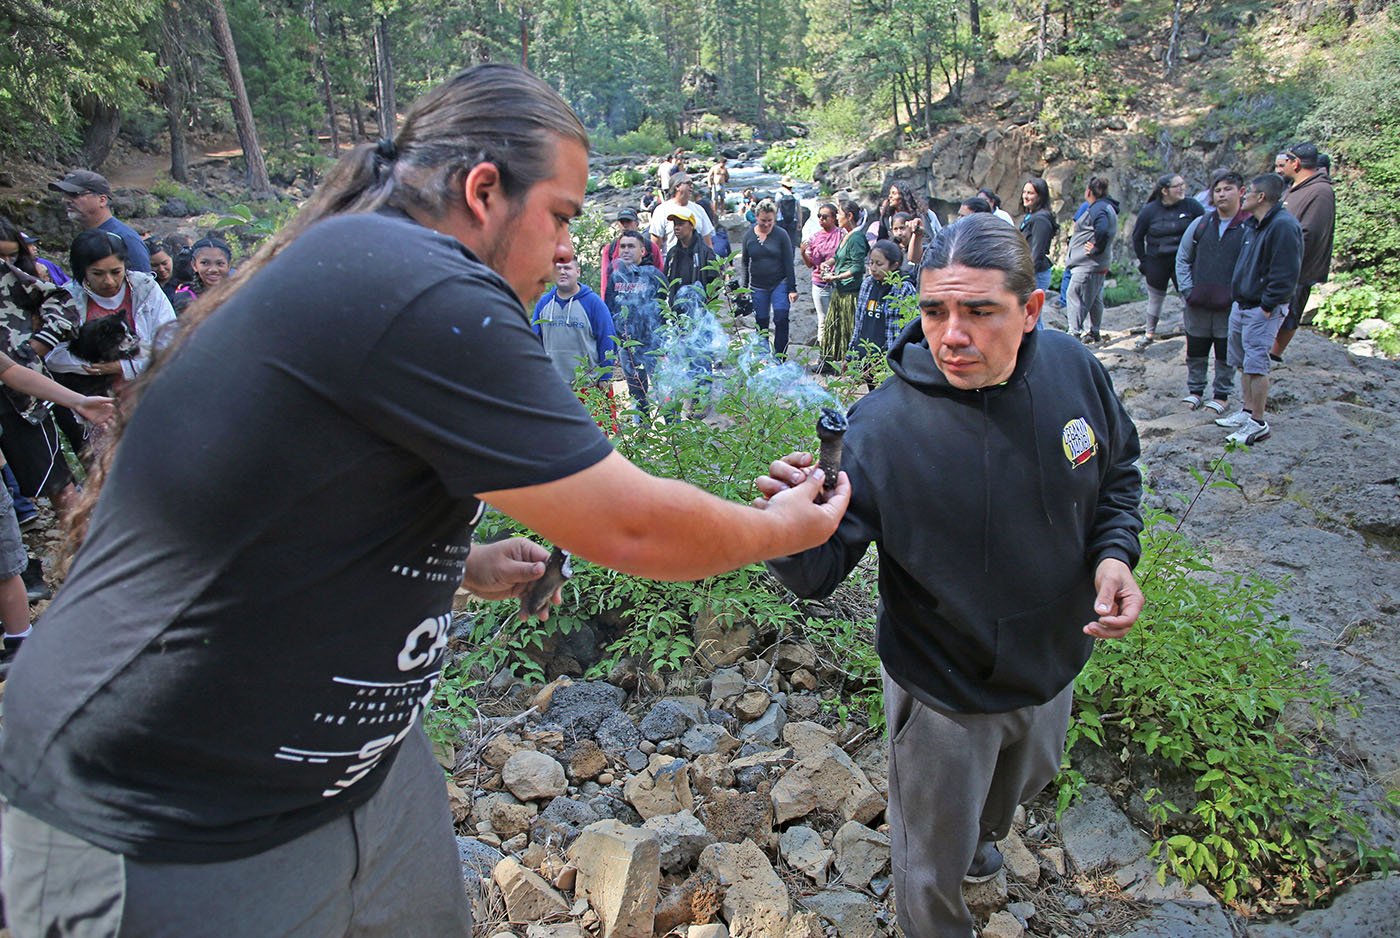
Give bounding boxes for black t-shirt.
[0,211,613,861]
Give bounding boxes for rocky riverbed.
[1,164,1396,936]
[444,249,1400,936]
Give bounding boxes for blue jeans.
[1034,270,1052,331]
[617,339,659,418]
[751,283,791,358]
[3,464,35,522]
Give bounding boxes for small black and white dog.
[68,317,139,364]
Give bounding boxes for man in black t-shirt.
[0,65,849,938]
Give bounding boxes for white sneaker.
[1181,393,1202,410]
[1214,409,1252,429]
[1226,418,1270,445]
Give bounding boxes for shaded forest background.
[1,0,1397,327]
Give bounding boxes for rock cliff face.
[817,113,1255,251]
[810,0,1290,255]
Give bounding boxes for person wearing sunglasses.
[800,203,842,341]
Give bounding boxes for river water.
[721,159,826,230]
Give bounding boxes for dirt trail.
[101,134,244,191]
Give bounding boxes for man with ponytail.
[0,64,847,936]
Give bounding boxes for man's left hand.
[1084,557,1143,640]
[461,537,554,606]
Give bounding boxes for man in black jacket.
[758,214,1144,938]
[1214,173,1303,446]
[662,210,718,306]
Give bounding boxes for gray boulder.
[544,681,627,738]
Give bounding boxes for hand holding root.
[756,459,850,555]
[753,451,849,508]
[462,538,559,616]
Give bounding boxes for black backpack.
[778,194,797,229]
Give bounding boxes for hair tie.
[375,138,398,162]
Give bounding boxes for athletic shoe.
[1204,399,1227,415]
[1181,393,1202,410]
[1226,418,1271,446]
[1214,410,1253,429]
[965,840,1004,883]
[16,509,39,531]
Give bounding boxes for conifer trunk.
[209,0,272,196]
[373,15,397,137]
[309,0,339,156]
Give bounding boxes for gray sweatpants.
[0,725,471,938]
[884,671,1074,938]
[1065,268,1106,338]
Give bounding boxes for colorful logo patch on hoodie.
[1062,418,1098,467]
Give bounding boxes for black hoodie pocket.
[987,580,1098,705]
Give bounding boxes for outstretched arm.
[0,354,115,425]
[480,450,850,582]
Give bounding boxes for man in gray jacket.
[1064,177,1119,343]
[1174,170,1248,413]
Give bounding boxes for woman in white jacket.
[38,229,176,455]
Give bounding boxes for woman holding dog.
[39,230,176,454]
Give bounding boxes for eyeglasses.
[1169,182,1187,189]
[817,213,835,220]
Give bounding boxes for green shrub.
[606,168,646,189]
[761,142,830,181]
[1200,34,1317,153]
[1061,461,1396,909]
[1314,282,1400,355]
[594,117,674,156]
[1104,280,1145,307]
[149,179,211,213]
[798,97,870,147]
[1007,55,1128,136]
[207,201,295,257]
[569,208,614,292]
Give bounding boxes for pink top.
[804,227,844,288]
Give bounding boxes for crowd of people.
[0,63,1333,936]
[542,139,1331,442]
[0,170,251,673]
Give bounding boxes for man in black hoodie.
[759,214,1144,938]
[1214,173,1303,446]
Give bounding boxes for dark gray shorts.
[0,726,471,938]
[0,480,27,579]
